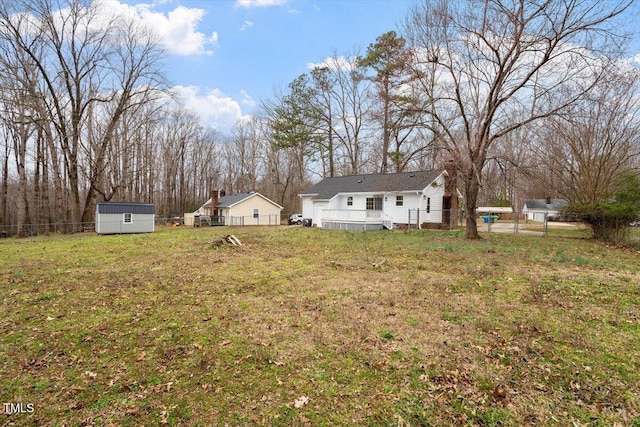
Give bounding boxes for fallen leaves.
[3,227,640,426]
[293,396,309,408]
[491,384,508,401]
[82,370,97,379]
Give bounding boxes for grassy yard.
[1,226,639,426]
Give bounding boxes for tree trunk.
[1,130,8,225]
[463,165,481,239]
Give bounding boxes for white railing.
[321,209,383,223]
[382,213,394,230]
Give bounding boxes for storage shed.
[96,202,155,235]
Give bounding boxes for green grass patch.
[1,226,639,425]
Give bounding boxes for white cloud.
[307,56,355,71]
[171,85,251,134]
[240,20,254,31]
[235,0,288,8]
[240,90,257,107]
[138,5,216,55]
[95,0,217,56]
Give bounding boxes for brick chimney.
[444,160,457,195]
[545,196,551,205]
[210,190,220,216]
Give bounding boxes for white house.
[187,191,283,226]
[522,198,568,221]
[299,169,459,230]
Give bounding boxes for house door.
[366,196,383,218]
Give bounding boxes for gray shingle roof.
[300,170,443,200]
[217,192,256,207]
[523,199,568,210]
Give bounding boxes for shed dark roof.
[300,170,443,200]
[523,199,567,211]
[97,202,155,215]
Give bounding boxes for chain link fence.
[0,215,289,238]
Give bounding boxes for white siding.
[313,202,329,227]
[96,213,154,234]
[383,192,421,224]
[301,196,315,220]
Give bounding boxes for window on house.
[253,209,259,219]
[366,196,383,210]
[396,195,403,206]
[123,213,132,223]
[347,196,353,206]
[426,197,431,213]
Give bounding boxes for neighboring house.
[522,198,568,221]
[187,190,283,226]
[96,202,154,235]
[299,168,459,230]
[477,206,516,221]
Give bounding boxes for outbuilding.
[522,198,567,222]
[96,202,155,235]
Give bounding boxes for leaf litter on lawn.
[1,226,639,425]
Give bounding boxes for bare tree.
[0,125,9,225]
[189,127,223,208]
[2,98,35,237]
[0,0,166,228]
[320,53,371,175]
[0,25,43,235]
[252,113,305,212]
[403,0,631,238]
[157,108,203,218]
[532,66,640,205]
[309,67,337,177]
[229,119,263,193]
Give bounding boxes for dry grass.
[1,226,639,426]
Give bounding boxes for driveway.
[480,221,578,235]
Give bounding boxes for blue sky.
[106,0,639,134]
[110,0,414,133]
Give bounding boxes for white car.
[288,214,303,225]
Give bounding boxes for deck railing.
[322,209,382,222]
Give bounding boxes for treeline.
[1,0,639,238]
